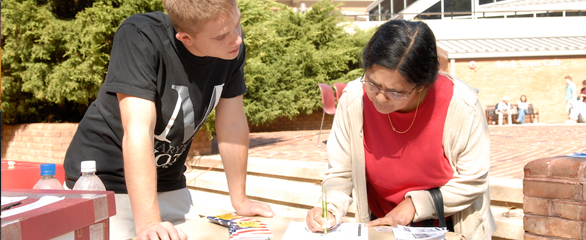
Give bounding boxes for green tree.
[1,0,164,123]
[241,0,369,125]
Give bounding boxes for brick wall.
[452,56,586,123]
[249,111,333,132]
[0,123,212,164]
[1,123,78,163]
[0,113,326,163]
[523,156,586,239]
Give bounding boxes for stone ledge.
[188,155,328,181]
[491,205,524,240]
[490,177,523,205]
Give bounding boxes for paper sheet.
[392,225,447,240]
[374,226,395,232]
[1,196,27,206]
[1,196,65,218]
[281,221,368,240]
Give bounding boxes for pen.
[322,187,327,234]
[1,202,22,211]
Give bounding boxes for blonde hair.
[163,0,237,34]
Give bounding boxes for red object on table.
[1,189,116,240]
[1,160,66,189]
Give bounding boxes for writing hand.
[234,198,275,218]
[306,207,336,233]
[365,197,415,227]
[135,221,187,240]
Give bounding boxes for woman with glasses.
[305,20,496,239]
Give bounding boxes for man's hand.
[234,198,275,217]
[135,221,187,240]
[365,197,415,227]
[306,207,337,233]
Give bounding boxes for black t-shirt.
[64,11,247,193]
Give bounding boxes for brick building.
[430,17,586,124]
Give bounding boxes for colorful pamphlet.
[207,213,273,240]
[207,213,243,227]
[228,218,273,240]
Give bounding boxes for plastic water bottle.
[72,160,106,191]
[33,163,64,190]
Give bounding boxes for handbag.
[419,187,446,228]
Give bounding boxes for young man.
[63,0,274,239]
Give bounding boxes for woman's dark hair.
[362,20,439,88]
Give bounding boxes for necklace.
[387,90,421,134]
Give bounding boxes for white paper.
[1,196,65,218]
[392,225,447,240]
[374,226,395,232]
[281,221,367,240]
[1,196,27,206]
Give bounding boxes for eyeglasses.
[360,73,417,101]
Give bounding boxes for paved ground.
[211,124,586,180]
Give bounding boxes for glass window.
[420,2,441,20]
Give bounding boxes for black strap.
[428,188,446,228]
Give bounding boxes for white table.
[172,216,464,240]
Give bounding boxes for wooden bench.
[485,103,539,125]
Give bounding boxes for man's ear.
[176,32,193,46]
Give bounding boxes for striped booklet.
[207,213,273,240]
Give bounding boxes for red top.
[363,74,454,218]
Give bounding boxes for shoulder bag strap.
[428,188,446,228]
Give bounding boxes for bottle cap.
[80,160,97,173]
[40,163,56,176]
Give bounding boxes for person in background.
[305,20,496,239]
[566,80,586,123]
[564,75,578,115]
[496,96,514,125]
[63,0,274,239]
[516,95,530,124]
[580,80,586,103]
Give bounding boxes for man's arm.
[215,95,275,217]
[495,102,503,112]
[118,93,186,240]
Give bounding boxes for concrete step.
[184,168,322,206]
[188,188,357,223]
[490,205,524,240]
[185,156,357,220]
[187,187,312,218]
[188,155,328,181]
[489,178,524,240]
[489,178,523,205]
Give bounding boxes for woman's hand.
[365,197,415,227]
[306,207,337,233]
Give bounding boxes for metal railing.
[343,9,586,21]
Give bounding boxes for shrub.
[1,0,372,132]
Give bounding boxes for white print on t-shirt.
[154,84,224,168]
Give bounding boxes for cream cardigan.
[321,73,496,239]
